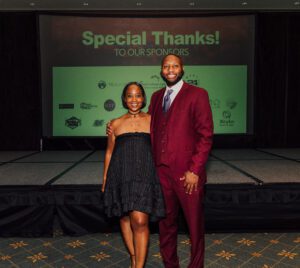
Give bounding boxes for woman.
[102,82,165,268]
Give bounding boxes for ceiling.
[1,0,300,11]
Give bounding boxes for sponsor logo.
[93,120,105,127]
[98,80,106,89]
[135,76,164,89]
[151,74,160,82]
[222,110,231,119]
[80,102,98,110]
[185,74,200,86]
[226,99,237,109]
[104,99,116,111]
[65,116,81,129]
[59,104,74,109]
[220,110,235,127]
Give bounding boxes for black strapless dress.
[103,132,165,221]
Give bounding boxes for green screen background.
[53,66,247,136]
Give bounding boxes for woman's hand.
[101,181,106,192]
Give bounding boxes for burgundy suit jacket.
[148,82,213,184]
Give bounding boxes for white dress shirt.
[162,79,184,108]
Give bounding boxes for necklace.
[128,110,142,118]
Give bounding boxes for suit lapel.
[167,82,189,113]
[155,88,166,113]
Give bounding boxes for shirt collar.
[166,79,183,93]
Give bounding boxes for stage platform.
[0,149,299,237]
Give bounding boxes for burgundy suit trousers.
[157,165,205,268]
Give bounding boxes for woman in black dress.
[102,82,165,268]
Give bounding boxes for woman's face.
[125,84,144,113]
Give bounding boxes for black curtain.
[0,13,40,150]
[286,14,300,147]
[255,13,288,147]
[255,13,300,147]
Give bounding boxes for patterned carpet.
[0,232,299,267]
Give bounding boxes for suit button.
[161,150,165,153]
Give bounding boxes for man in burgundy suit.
[148,54,213,268]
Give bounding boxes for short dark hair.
[161,53,184,67]
[121,82,147,109]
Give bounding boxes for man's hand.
[106,121,113,135]
[180,171,199,194]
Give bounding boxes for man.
[148,54,213,268]
[107,54,213,267]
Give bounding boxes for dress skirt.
[103,132,165,221]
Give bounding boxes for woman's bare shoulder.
[143,112,151,120]
[110,114,128,129]
[111,117,122,128]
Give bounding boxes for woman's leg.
[120,215,135,268]
[129,211,149,268]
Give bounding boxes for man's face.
[161,55,184,86]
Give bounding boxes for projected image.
[53,66,247,136]
[40,15,254,137]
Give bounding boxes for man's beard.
[160,70,185,87]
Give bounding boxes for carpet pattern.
[0,232,299,267]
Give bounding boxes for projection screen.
[39,14,255,137]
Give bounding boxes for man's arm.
[147,92,155,115]
[181,89,213,194]
[189,89,213,175]
[106,121,113,136]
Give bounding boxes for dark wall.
[0,13,40,150]
[0,12,299,150]
[287,14,300,147]
[255,13,300,147]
